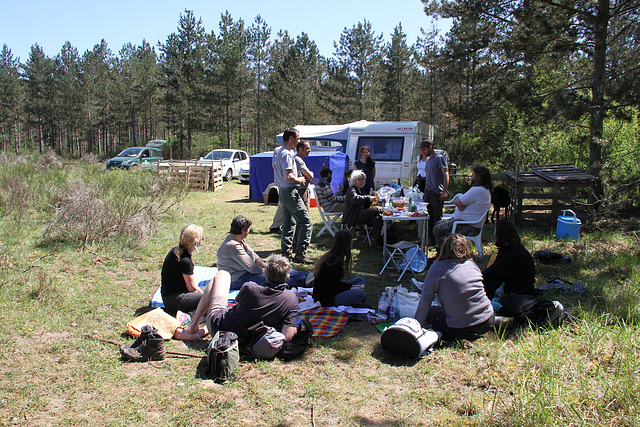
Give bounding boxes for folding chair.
[379,241,419,282]
[312,186,342,238]
[353,224,372,245]
[442,194,489,258]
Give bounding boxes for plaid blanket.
[297,307,349,338]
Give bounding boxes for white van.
[277,121,433,189]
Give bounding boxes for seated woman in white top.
[217,215,309,290]
[433,165,492,251]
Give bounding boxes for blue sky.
[1,0,451,63]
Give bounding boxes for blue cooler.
[556,209,581,241]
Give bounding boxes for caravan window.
[356,137,404,162]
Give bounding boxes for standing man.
[421,138,449,248]
[295,140,314,212]
[269,145,284,233]
[274,128,313,264]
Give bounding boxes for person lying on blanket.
[312,229,366,307]
[187,255,300,342]
[160,224,205,315]
[217,215,310,290]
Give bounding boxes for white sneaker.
[411,278,423,293]
[305,272,314,285]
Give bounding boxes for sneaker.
[304,272,314,286]
[293,254,314,265]
[411,278,423,293]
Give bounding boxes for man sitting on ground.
[187,255,299,342]
[315,166,344,213]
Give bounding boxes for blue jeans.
[333,276,366,306]
[279,186,312,256]
[230,269,309,291]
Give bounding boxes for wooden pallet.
[160,163,223,191]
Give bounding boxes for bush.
[43,170,187,248]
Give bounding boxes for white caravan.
[276,121,433,189]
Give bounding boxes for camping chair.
[350,224,372,245]
[379,241,419,282]
[442,193,489,258]
[312,186,342,238]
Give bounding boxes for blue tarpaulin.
[249,150,349,201]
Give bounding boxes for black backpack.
[278,319,313,361]
[500,293,565,329]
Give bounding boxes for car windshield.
[204,150,233,160]
[118,148,143,157]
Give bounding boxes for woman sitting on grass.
[482,219,536,300]
[217,215,309,290]
[413,234,494,340]
[312,229,366,307]
[160,224,205,315]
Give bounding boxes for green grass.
[0,160,639,426]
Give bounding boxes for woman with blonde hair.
[413,234,494,340]
[161,224,205,314]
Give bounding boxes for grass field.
[1,165,639,426]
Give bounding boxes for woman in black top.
[313,229,366,307]
[353,145,376,195]
[161,224,205,314]
[482,219,536,299]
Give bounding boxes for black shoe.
[282,251,294,260]
[293,255,314,265]
[270,227,281,234]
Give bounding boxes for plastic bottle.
[377,292,388,318]
[431,293,440,306]
[491,283,505,312]
[388,289,401,322]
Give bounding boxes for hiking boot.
[282,251,294,260]
[293,254,314,265]
[121,330,166,362]
[126,325,158,350]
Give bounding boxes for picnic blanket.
[295,287,373,337]
[296,307,350,338]
[151,266,219,308]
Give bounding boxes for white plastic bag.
[384,285,421,318]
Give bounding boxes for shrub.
[43,170,187,248]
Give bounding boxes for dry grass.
[1,172,639,426]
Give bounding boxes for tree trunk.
[589,0,609,203]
